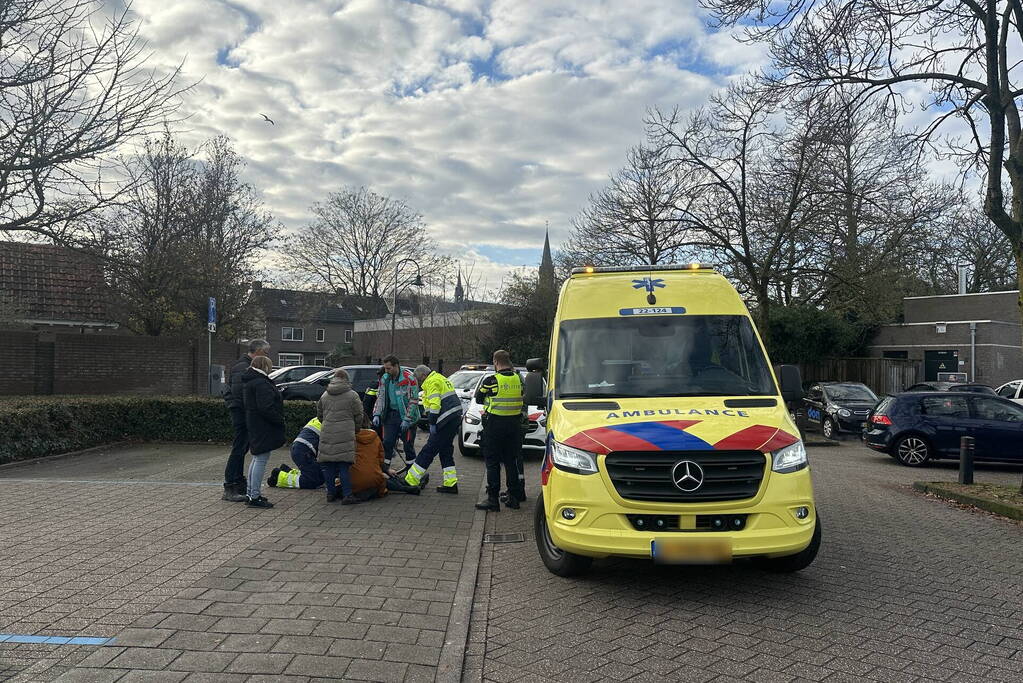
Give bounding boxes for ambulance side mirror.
[777,365,804,404]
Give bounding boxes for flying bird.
[260,113,275,125]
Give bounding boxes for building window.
[278,353,303,367]
[345,329,353,343]
[316,329,325,343]
[314,356,327,366]
[282,327,304,342]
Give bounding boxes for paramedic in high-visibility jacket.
[267,417,325,489]
[404,364,461,494]
[371,355,420,469]
[474,350,526,511]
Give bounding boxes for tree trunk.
[1016,249,1023,494]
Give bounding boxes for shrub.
[0,396,318,464]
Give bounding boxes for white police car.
[458,371,547,457]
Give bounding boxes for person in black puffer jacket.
[221,339,271,501]
[241,355,285,508]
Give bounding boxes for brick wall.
[0,329,243,396]
[0,330,37,394]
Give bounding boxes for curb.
[0,442,132,471]
[436,471,489,682]
[913,482,1023,521]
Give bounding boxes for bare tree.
[561,146,696,268]
[647,80,826,341]
[85,132,277,336]
[282,187,441,298]
[0,0,183,238]
[703,0,1023,346]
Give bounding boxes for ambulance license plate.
[651,538,732,564]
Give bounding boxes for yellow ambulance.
[534,264,819,576]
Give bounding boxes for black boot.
[504,494,520,510]
[475,493,500,511]
[222,483,246,502]
[280,464,292,472]
[267,468,280,487]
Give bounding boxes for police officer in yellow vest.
[474,350,526,511]
[404,365,461,493]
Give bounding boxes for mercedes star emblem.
[671,460,705,492]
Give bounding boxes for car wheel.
[755,516,821,573]
[458,436,478,457]
[534,492,592,577]
[822,417,837,440]
[895,435,931,467]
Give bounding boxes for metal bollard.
[959,436,975,485]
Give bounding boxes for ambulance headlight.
[551,441,598,475]
[771,441,808,473]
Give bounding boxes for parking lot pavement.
[466,443,1023,683]
[0,443,486,682]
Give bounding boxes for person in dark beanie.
[221,338,270,501]
[241,355,285,508]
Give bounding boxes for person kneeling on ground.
[267,417,325,490]
[349,414,428,500]
[318,368,365,504]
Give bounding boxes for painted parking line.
[0,478,219,487]
[0,634,114,646]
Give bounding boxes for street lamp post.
[390,258,425,355]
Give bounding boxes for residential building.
[0,241,117,332]
[868,290,1023,387]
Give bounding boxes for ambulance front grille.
[604,451,767,503]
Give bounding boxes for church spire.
[539,222,555,289]
[454,265,464,304]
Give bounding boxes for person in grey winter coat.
[317,368,365,504]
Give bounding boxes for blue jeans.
[382,410,416,467]
[247,452,270,499]
[290,444,325,489]
[321,461,353,498]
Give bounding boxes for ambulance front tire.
[754,517,821,573]
[534,492,593,577]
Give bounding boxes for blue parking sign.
[208,297,216,324]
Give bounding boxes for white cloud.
[117,0,756,291]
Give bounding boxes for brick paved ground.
[466,443,1023,683]
[0,443,485,682]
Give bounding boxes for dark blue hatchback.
[863,392,1023,466]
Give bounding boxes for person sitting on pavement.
[403,364,461,495]
[240,355,285,509]
[371,355,421,470]
[317,368,366,504]
[350,413,427,501]
[267,417,325,490]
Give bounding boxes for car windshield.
[555,315,776,398]
[449,371,484,391]
[302,370,333,383]
[823,384,877,402]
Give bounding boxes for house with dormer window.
[252,284,393,367]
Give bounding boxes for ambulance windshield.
[555,315,776,398]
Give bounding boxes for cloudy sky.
[120,0,764,293]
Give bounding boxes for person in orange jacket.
[350,415,427,500]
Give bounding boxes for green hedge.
[0,396,318,464]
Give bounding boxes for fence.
[797,357,921,396]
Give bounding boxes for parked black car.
[268,365,325,385]
[905,382,996,394]
[279,365,382,401]
[863,392,1023,466]
[803,382,879,439]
